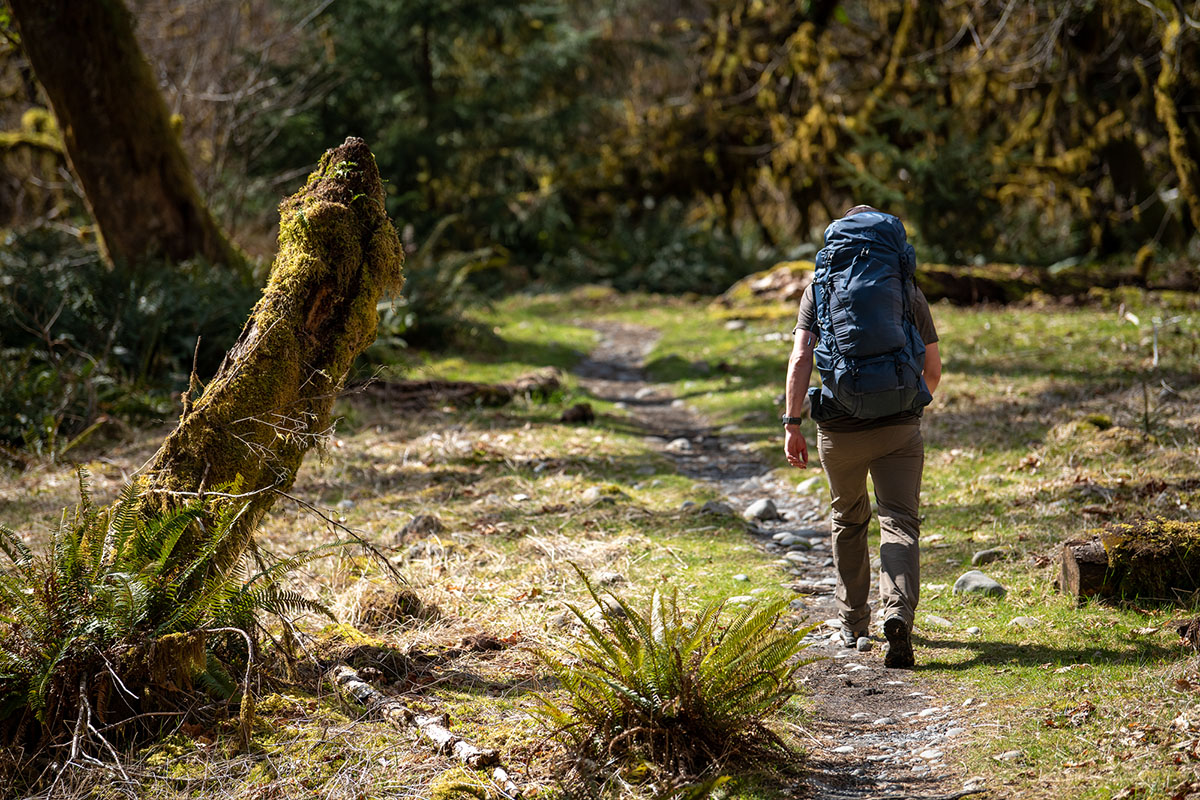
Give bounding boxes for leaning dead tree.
[142,135,403,575]
[7,0,245,272]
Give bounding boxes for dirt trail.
[574,320,986,800]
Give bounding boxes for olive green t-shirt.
[794,282,939,432]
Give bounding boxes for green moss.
[1102,518,1200,602]
[145,137,404,575]
[429,767,493,800]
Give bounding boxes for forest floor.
[4,287,1200,800]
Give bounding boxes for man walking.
[782,205,941,668]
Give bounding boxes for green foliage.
[0,470,334,741]
[558,199,775,294]
[0,227,259,454]
[254,0,609,259]
[534,565,815,774]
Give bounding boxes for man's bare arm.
[923,341,941,394]
[784,329,816,468]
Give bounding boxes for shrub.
[0,471,334,774]
[0,226,259,455]
[535,567,816,776]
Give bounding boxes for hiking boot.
[839,625,866,648]
[883,617,915,668]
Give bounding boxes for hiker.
[782,205,941,669]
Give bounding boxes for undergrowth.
[0,471,334,792]
[535,566,816,780]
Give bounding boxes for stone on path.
[953,570,1007,598]
[666,437,692,451]
[856,637,873,652]
[699,500,734,515]
[743,498,781,521]
[796,475,823,494]
[971,547,1006,566]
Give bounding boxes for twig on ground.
[326,664,523,797]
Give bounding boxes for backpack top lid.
[821,210,909,255]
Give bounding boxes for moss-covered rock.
[715,260,814,307]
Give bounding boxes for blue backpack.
[809,211,932,420]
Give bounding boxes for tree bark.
[143,136,403,575]
[1057,538,1113,601]
[6,0,245,272]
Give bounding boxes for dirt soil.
[574,321,989,800]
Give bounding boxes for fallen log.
[357,367,561,410]
[326,665,522,796]
[1057,519,1200,603]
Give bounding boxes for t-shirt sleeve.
[910,285,939,344]
[793,283,817,334]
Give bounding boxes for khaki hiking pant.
[817,423,924,633]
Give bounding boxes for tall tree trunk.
[143,137,404,575]
[1153,14,1200,235]
[6,0,246,272]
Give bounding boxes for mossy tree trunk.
[143,137,403,576]
[6,0,245,272]
[1153,14,1200,235]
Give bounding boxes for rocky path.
[573,320,988,800]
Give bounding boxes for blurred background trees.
[1,0,1198,455]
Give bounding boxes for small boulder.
[699,500,734,515]
[953,570,1007,598]
[1007,616,1041,629]
[924,615,954,628]
[743,498,781,521]
[971,547,1007,567]
[796,476,823,494]
[666,437,693,452]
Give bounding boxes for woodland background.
[2,0,1199,458]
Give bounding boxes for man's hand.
[785,425,808,468]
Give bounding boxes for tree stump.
[142,137,403,578]
[1058,537,1115,601]
[1057,520,1200,604]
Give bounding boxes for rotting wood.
[356,367,561,410]
[326,665,522,796]
[1058,538,1113,601]
[1057,520,1200,603]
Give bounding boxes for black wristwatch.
[782,416,805,426]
